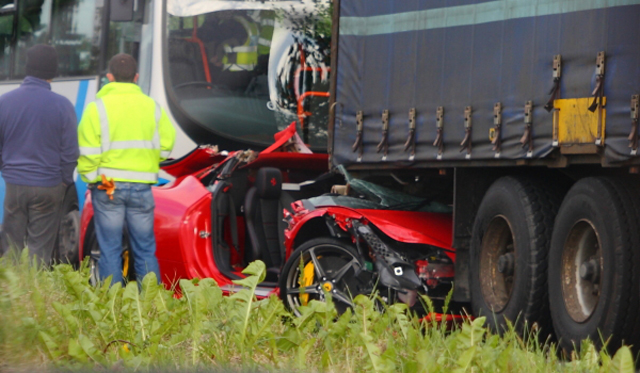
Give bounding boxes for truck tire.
[280,237,367,316]
[470,176,562,336]
[53,184,80,266]
[548,177,640,352]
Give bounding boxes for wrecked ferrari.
[79,123,459,317]
[280,169,458,315]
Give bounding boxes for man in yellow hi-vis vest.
[77,54,176,286]
[220,14,259,72]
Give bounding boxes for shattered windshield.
[306,166,453,213]
[166,0,331,149]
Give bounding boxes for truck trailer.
[322,0,640,351]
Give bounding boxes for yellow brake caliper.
[122,250,130,278]
[300,261,315,306]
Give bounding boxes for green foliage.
[0,252,636,372]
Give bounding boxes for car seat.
[244,167,294,278]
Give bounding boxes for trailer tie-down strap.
[589,75,605,112]
[588,52,606,113]
[491,102,502,154]
[376,110,390,159]
[545,79,561,112]
[628,121,638,152]
[629,95,639,154]
[519,101,534,156]
[352,110,364,161]
[459,106,472,157]
[520,126,532,150]
[404,108,416,159]
[544,55,562,112]
[460,129,471,153]
[433,107,444,158]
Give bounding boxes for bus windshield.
[166,0,331,150]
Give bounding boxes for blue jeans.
[91,182,159,286]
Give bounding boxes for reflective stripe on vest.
[79,146,101,156]
[224,45,258,54]
[95,99,111,153]
[85,170,98,181]
[258,12,274,55]
[258,37,271,47]
[223,64,257,72]
[98,167,158,183]
[260,18,274,27]
[222,16,259,71]
[94,98,163,154]
[152,103,161,150]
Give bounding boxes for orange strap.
[185,17,212,84]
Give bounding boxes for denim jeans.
[91,182,159,286]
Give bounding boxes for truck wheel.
[53,184,80,266]
[85,224,135,287]
[280,237,367,316]
[548,178,640,352]
[470,176,562,335]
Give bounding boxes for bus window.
[13,0,52,78]
[166,2,331,150]
[51,0,100,77]
[0,1,13,80]
[0,0,105,80]
[97,0,146,90]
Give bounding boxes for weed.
[0,251,635,372]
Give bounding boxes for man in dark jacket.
[0,44,79,264]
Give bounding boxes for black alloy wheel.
[470,176,563,336]
[86,224,135,287]
[548,177,640,352]
[280,237,368,316]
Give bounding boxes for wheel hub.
[322,281,333,292]
[497,252,514,275]
[561,220,602,323]
[579,258,600,283]
[479,216,516,313]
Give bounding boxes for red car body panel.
[78,194,94,259]
[79,174,243,288]
[284,205,454,261]
[354,209,452,248]
[162,147,225,178]
[79,143,329,289]
[247,152,328,172]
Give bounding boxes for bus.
[0,0,331,263]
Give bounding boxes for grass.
[0,250,635,372]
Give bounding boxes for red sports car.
[79,125,457,316]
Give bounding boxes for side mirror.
[110,0,134,22]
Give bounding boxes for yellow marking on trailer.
[554,97,606,145]
[488,127,496,142]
